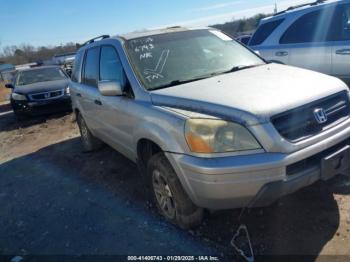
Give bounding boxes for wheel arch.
[137,138,163,171]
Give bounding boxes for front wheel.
[13,109,27,121]
[147,153,203,229]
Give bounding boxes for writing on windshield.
[126,30,264,90]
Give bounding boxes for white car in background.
[249,0,350,85]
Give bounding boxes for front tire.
[147,153,203,229]
[13,109,27,121]
[77,113,103,152]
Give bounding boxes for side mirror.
[5,83,14,89]
[98,80,123,96]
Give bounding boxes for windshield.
[126,29,264,90]
[15,67,67,86]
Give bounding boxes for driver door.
[97,45,136,160]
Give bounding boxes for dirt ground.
[0,83,10,102]
[0,101,350,261]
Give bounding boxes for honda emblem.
[314,108,327,124]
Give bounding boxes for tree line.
[211,13,270,37]
[0,43,77,66]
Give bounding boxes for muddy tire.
[77,113,103,152]
[147,153,203,229]
[13,110,27,121]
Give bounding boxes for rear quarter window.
[280,7,334,44]
[249,19,284,46]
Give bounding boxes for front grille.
[271,91,350,142]
[286,138,350,176]
[29,89,64,101]
[29,100,71,114]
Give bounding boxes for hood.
[14,79,69,94]
[150,64,348,125]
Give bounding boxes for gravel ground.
[0,102,349,261]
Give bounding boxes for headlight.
[185,119,261,153]
[65,86,70,95]
[11,93,27,101]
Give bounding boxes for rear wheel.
[147,153,203,229]
[77,113,103,152]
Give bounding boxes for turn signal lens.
[186,132,213,153]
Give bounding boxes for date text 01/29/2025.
[127,256,220,261]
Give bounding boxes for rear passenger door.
[249,19,289,64]
[79,47,104,134]
[330,3,350,85]
[279,8,334,74]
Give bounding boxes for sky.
[0,0,308,48]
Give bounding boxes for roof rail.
[273,0,328,16]
[82,35,110,46]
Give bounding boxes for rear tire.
[77,113,103,152]
[147,153,203,229]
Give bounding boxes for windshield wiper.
[150,76,211,91]
[149,64,264,91]
[222,64,263,74]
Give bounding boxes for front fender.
[132,114,198,203]
[132,116,188,154]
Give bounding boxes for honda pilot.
[70,27,350,228]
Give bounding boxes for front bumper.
[166,124,350,210]
[11,96,71,116]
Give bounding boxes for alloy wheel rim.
[152,169,176,219]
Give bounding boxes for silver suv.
[70,27,350,228]
[249,0,350,85]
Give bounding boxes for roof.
[262,0,340,21]
[79,26,214,50]
[117,26,211,40]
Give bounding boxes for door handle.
[336,49,350,55]
[76,93,82,97]
[94,100,102,106]
[275,51,288,57]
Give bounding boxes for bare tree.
[0,42,77,65]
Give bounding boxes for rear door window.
[280,8,334,44]
[329,4,350,41]
[249,19,284,45]
[82,47,100,87]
